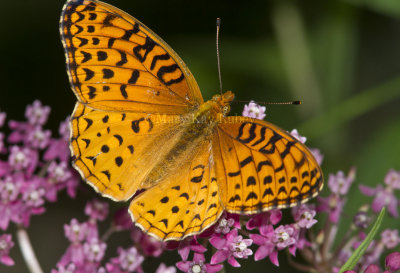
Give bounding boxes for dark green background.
[1,0,400,272]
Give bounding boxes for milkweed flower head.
[2,101,399,273]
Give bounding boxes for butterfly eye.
[223,105,230,114]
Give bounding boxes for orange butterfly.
[60,0,323,241]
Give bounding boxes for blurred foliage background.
[1,0,400,272]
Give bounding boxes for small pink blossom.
[44,117,70,162]
[210,228,253,267]
[25,100,51,126]
[246,210,282,230]
[381,229,400,249]
[242,101,266,120]
[106,247,144,273]
[0,234,14,266]
[328,168,355,195]
[156,263,176,273]
[215,217,235,234]
[83,238,106,262]
[317,194,345,223]
[113,208,134,231]
[359,184,399,217]
[386,251,400,271]
[0,112,6,128]
[290,129,307,144]
[272,225,296,249]
[177,237,207,261]
[27,126,51,149]
[85,199,109,222]
[292,204,318,229]
[131,227,164,257]
[310,148,324,165]
[384,169,400,189]
[177,252,223,273]
[64,219,88,243]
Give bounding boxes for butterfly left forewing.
[213,117,323,213]
[60,0,203,114]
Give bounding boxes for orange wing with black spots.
[60,0,203,114]
[70,103,183,201]
[213,117,323,213]
[129,141,223,241]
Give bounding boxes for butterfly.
[60,0,323,241]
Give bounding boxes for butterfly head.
[211,91,234,116]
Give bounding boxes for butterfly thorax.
[197,91,235,119]
[141,91,234,188]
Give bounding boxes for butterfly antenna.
[233,100,302,105]
[216,18,223,95]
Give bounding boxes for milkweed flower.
[242,101,266,120]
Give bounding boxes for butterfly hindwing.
[213,117,323,213]
[60,0,203,114]
[129,141,223,241]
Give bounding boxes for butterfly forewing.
[60,0,203,114]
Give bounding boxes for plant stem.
[16,226,44,273]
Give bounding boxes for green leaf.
[338,207,386,273]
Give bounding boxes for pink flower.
[0,112,6,128]
[328,168,355,195]
[359,184,398,217]
[44,117,71,162]
[25,100,50,126]
[0,234,14,266]
[156,263,176,273]
[242,101,266,120]
[210,229,253,267]
[381,229,400,249]
[246,210,282,230]
[27,126,51,149]
[113,208,134,231]
[106,247,144,273]
[177,252,223,273]
[177,237,207,261]
[290,129,307,144]
[292,204,318,229]
[83,238,106,262]
[317,194,345,223]
[364,264,380,273]
[64,219,88,243]
[386,251,400,271]
[250,224,278,265]
[385,169,400,189]
[0,175,24,230]
[271,225,296,249]
[215,217,235,234]
[310,148,324,165]
[85,199,109,222]
[8,146,32,171]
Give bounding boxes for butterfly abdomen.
[142,105,220,188]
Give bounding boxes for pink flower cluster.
[53,199,175,273]
[0,101,80,266]
[2,100,400,273]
